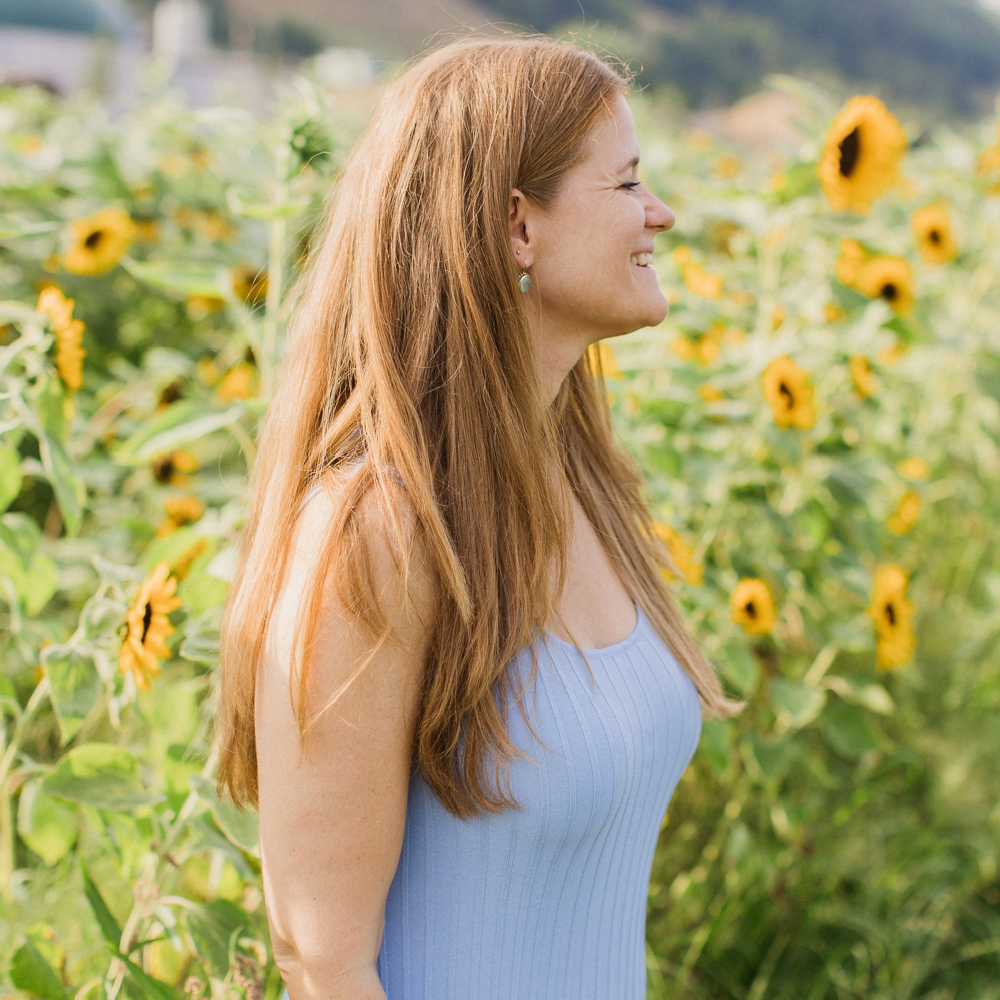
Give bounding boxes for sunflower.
[712,155,741,180]
[152,449,200,486]
[118,561,183,691]
[876,340,909,364]
[887,489,920,535]
[587,340,621,379]
[682,263,724,300]
[62,207,135,275]
[195,356,220,387]
[818,95,908,214]
[215,361,258,403]
[133,217,161,244]
[186,294,226,321]
[730,578,777,636]
[910,204,958,264]
[836,239,868,286]
[232,265,269,308]
[172,538,210,582]
[762,355,816,430]
[897,457,928,479]
[155,493,206,537]
[849,354,875,399]
[853,255,915,315]
[37,286,86,391]
[867,564,916,670]
[652,521,703,586]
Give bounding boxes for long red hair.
[215,33,746,820]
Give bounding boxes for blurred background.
[2,2,1000,1000]
[4,0,1000,126]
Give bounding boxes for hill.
[126,0,1000,122]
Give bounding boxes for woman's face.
[510,91,676,387]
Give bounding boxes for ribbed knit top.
[280,474,703,1000]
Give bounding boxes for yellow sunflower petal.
[762,355,816,429]
[818,95,908,214]
[730,578,777,635]
[910,204,958,264]
[853,255,915,315]
[63,206,135,275]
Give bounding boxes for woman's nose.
[648,196,675,232]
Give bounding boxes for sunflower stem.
[0,675,50,902]
[261,143,291,402]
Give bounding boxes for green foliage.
[0,55,999,1000]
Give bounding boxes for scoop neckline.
[541,601,645,656]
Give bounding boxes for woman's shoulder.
[292,453,406,528]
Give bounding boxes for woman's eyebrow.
[618,155,640,172]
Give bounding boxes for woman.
[215,33,745,1000]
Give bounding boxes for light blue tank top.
[281,473,703,1000]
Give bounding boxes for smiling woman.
[214,32,745,1000]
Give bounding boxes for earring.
[518,270,532,293]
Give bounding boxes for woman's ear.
[509,187,533,268]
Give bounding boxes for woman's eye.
[622,180,641,191]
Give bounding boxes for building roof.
[0,0,135,36]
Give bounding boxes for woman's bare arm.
[255,481,438,999]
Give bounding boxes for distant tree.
[645,0,1000,116]
[254,18,327,60]
[649,6,783,107]
[484,0,632,32]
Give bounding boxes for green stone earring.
[518,270,532,294]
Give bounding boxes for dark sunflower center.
[746,600,757,618]
[141,600,153,642]
[881,283,898,300]
[154,458,176,482]
[929,229,941,245]
[838,127,861,178]
[779,381,795,408]
[84,229,106,250]
[884,601,896,627]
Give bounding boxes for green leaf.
[0,512,59,615]
[184,899,250,978]
[37,374,70,445]
[120,258,229,298]
[720,639,759,696]
[748,734,797,782]
[37,429,85,538]
[43,647,103,745]
[0,220,62,239]
[769,677,826,729]
[189,774,259,854]
[178,606,222,665]
[8,938,68,1000]
[120,954,183,1000]
[80,859,123,953]
[819,698,881,756]
[697,717,730,776]
[0,444,22,511]
[111,399,244,466]
[774,160,820,203]
[43,743,166,811]
[823,674,896,715]
[16,777,79,866]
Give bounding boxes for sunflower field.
[1,63,999,1000]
